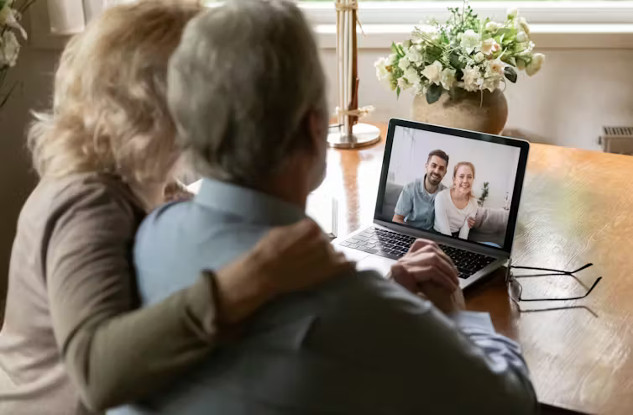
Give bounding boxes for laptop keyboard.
[338,227,497,279]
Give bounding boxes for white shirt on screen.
[434,189,479,239]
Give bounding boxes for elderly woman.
[0,2,351,414]
[433,161,479,240]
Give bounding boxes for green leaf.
[497,28,515,37]
[398,43,407,57]
[426,84,443,104]
[504,56,517,67]
[504,67,518,83]
[449,52,464,70]
[396,86,401,99]
[391,42,405,57]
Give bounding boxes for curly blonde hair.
[28,0,202,184]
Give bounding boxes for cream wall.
[1,38,633,307]
[0,45,58,311]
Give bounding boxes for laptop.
[333,118,529,289]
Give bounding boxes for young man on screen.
[392,149,449,230]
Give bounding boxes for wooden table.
[316,123,633,415]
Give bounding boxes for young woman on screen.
[433,162,479,240]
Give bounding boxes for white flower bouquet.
[375,3,545,104]
[0,0,30,109]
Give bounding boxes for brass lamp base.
[327,123,381,149]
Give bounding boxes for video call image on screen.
[381,126,521,248]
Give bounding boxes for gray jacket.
[113,178,537,415]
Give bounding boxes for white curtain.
[46,0,124,35]
[47,0,85,34]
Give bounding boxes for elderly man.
[118,0,537,413]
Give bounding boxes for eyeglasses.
[507,262,602,303]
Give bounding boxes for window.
[32,1,633,50]
[299,1,633,49]
[300,1,633,25]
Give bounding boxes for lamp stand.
[327,123,381,149]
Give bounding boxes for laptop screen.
[375,119,529,254]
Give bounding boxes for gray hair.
[167,0,327,186]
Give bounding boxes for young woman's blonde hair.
[28,0,202,184]
[452,161,476,199]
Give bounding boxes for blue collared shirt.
[394,177,446,230]
[113,178,536,415]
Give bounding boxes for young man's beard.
[427,173,442,185]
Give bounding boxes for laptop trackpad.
[335,246,370,262]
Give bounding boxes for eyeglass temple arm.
[518,276,602,302]
[510,263,593,275]
[583,276,602,297]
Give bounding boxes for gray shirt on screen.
[112,178,536,415]
[394,176,446,230]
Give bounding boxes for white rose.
[483,75,501,92]
[421,60,443,85]
[516,32,529,43]
[440,68,456,90]
[460,29,480,54]
[0,4,26,39]
[481,38,500,56]
[419,25,440,42]
[526,53,545,76]
[0,3,11,27]
[404,66,420,85]
[487,59,505,75]
[516,57,527,70]
[462,66,484,92]
[413,82,426,96]
[397,77,412,90]
[1,31,20,67]
[507,8,518,19]
[485,21,501,32]
[398,56,411,71]
[518,48,533,58]
[474,52,485,63]
[519,17,530,35]
[374,57,391,82]
[405,46,424,65]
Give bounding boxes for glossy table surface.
[316,123,633,415]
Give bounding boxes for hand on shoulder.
[214,219,355,324]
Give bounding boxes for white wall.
[387,126,520,209]
[320,48,633,151]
